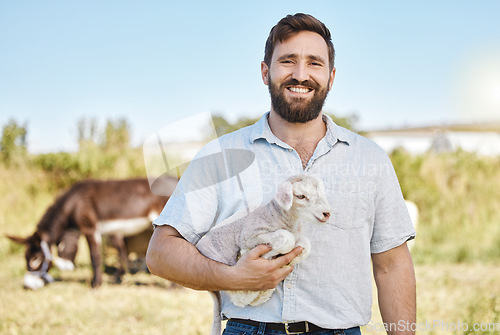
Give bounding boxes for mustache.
[280,78,320,90]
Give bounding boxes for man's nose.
[291,62,309,82]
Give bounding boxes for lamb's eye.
[295,194,306,199]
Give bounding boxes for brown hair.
[264,13,335,71]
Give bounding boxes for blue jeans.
[223,320,362,335]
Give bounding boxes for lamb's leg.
[228,290,264,307]
[289,236,311,266]
[229,249,275,307]
[250,229,296,259]
[230,231,296,307]
[249,288,275,306]
[209,291,222,335]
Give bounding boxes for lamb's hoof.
[249,289,274,306]
[272,231,296,254]
[229,290,260,307]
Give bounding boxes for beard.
[268,75,330,123]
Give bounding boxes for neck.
[268,111,327,148]
[270,199,300,233]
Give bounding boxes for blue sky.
[1,0,500,153]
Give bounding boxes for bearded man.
[147,13,416,335]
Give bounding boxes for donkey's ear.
[6,235,30,244]
[275,181,293,211]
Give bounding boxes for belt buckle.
[285,321,309,334]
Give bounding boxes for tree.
[76,116,99,150]
[0,119,28,165]
[210,113,261,137]
[101,117,130,152]
[323,112,359,132]
[211,114,234,137]
[76,116,131,152]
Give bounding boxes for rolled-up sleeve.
[153,144,221,245]
[370,153,416,254]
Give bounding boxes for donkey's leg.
[77,209,103,288]
[107,233,129,282]
[84,230,103,287]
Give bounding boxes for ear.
[328,67,336,91]
[274,181,293,211]
[261,61,269,86]
[6,235,30,244]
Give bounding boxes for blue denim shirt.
[154,112,415,329]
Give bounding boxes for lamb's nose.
[323,212,330,220]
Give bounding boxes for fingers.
[246,244,273,259]
[231,245,303,291]
[270,247,304,283]
[274,246,303,268]
[246,244,303,267]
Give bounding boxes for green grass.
[391,150,500,264]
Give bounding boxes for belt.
[229,318,329,334]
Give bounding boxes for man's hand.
[146,225,302,292]
[229,244,303,291]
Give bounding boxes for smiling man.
[265,30,334,125]
[147,13,416,335]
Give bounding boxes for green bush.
[390,150,500,264]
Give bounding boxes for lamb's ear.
[275,181,293,211]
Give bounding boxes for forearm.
[146,225,235,291]
[146,225,301,292]
[373,243,416,335]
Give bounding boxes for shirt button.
[286,283,292,289]
[288,148,293,152]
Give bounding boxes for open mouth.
[287,86,313,94]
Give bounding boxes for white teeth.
[289,87,310,94]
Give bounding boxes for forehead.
[292,177,319,194]
[272,31,329,63]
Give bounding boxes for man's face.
[262,31,335,123]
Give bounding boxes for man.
[147,13,416,335]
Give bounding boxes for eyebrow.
[276,53,327,64]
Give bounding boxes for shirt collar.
[322,113,350,147]
[250,112,350,147]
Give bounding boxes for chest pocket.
[325,190,374,230]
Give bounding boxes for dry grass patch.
[2,261,499,334]
[364,263,500,335]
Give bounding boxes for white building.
[367,128,500,156]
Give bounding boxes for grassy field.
[1,150,500,334]
[0,255,214,334]
[1,255,498,334]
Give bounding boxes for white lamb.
[195,174,331,335]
